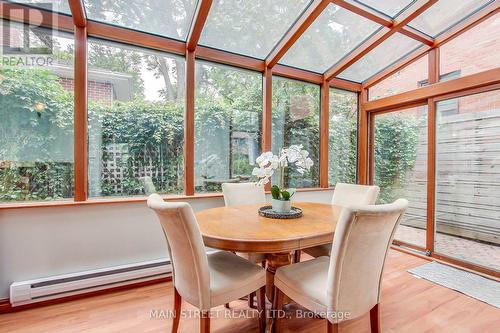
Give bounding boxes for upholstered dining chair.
[222,182,267,308]
[272,199,408,333]
[302,183,380,258]
[147,194,267,333]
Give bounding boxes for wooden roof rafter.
[331,0,434,45]
[324,0,437,81]
[186,0,213,52]
[265,0,331,68]
[362,1,500,88]
[68,0,86,27]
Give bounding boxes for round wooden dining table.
[196,202,342,300]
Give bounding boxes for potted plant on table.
[253,145,313,213]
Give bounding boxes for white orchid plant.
[252,145,314,201]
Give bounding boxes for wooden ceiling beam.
[273,64,323,84]
[400,25,433,45]
[329,78,362,92]
[362,44,431,88]
[196,46,265,71]
[331,0,434,45]
[68,0,86,27]
[325,0,437,81]
[362,2,500,88]
[186,0,212,52]
[87,21,186,55]
[265,0,330,68]
[364,67,500,112]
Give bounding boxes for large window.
[373,107,428,248]
[87,39,185,197]
[329,88,357,185]
[272,76,320,188]
[436,90,500,271]
[194,61,262,193]
[368,54,429,101]
[0,21,74,202]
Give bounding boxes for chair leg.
[293,250,301,263]
[272,287,284,333]
[200,311,210,333]
[327,322,339,333]
[370,304,381,333]
[256,286,266,333]
[248,291,256,309]
[172,287,181,333]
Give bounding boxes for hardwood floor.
[1,250,499,333]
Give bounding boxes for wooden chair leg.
[224,303,230,309]
[293,250,301,263]
[272,287,284,333]
[370,304,381,333]
[172,288,182,333]
[200,311,210,333]
[256,286,266,333]
[327,322,339,333]
[248,291,256,309]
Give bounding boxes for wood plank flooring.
[0,250,499,333]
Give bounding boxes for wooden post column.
[74,25,87,201]
[185,50,195,195]
[357,89,369,185]
[320,79,329,188]
[426,48,439,253]
[262,67,273,191]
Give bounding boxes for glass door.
[435,90,500,272]
[372,105,428,250]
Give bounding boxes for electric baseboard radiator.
[10,259,172,306]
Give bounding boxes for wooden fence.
[400,108,500,245]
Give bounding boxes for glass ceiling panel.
[199,0,311,59]
[409,0,493,37]
[84,0,198,41]
[9,0,71,15]
[279,3,381,73]
[355,0,414,18]
[338,33,421,83]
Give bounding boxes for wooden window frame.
[361,47,500,278]
[0,0,498,278]
[0,0,496,214]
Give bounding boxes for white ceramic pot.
[272,199,292,213]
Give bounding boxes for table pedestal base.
[265,252,291,301]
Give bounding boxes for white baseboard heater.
[10,259,172,306]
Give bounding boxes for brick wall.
[59,77,113,106]
[369,14,500,114]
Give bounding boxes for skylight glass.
[338,33,422,83]
[409,0,493,37]
[355,0,415,18]
[199,0,311,59]
[9,0,71,15]
[279,3,381,73]
[83,0,198,41]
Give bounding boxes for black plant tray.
[258,205,303,219]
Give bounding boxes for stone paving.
[396,225,500,272]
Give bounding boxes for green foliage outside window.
[0,64,421,202]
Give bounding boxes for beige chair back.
[222,182,266,206]
[147,194,211,310]
[326,199,408,321]
[331,183,380,206]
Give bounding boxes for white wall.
[0,190,333,299]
